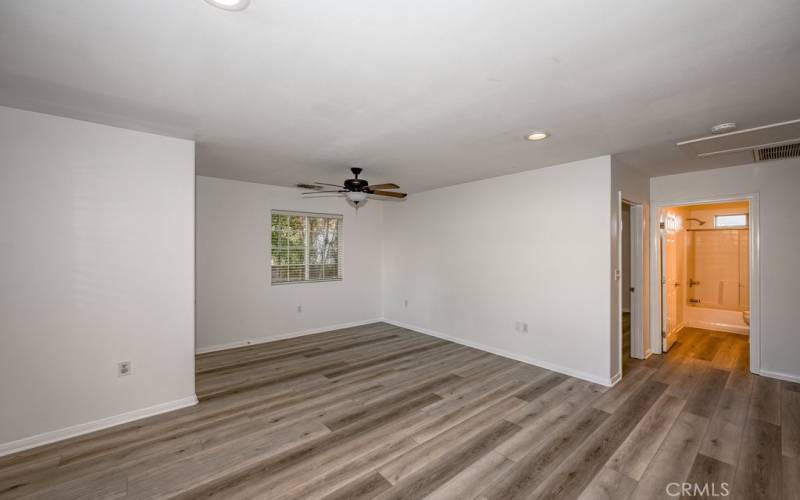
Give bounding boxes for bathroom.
[660,200,751,351]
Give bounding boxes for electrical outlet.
[118,361,131,377]
[514,321,529,333]
[404,299,408,308]
[297,305,302,313]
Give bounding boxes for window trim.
[713,213,748,228]
[270,210,343,285]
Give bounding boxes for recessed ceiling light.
[526,131,549,141]
[203,0,250,11]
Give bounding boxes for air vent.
[754,141,800,162]
[677,119,800,158]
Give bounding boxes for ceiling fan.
[297,168,407,206]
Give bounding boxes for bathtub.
[684,306,749,335]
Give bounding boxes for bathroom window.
[270,211,342,284]
[714,214,747,228]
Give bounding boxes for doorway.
[619,198,645,375]
[651,195,759,373]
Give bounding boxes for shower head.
[686,217,706,226]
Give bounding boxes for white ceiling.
[1,0,799,192]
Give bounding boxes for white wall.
[195,176,383,351]
[651,159,800,382]
[0,106,196,453]
[382,156,614,385]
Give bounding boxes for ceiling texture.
[1,0,799,192]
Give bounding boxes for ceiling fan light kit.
[346,191,367,204]
[297,167,407,208]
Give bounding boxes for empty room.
[1,1,799,499]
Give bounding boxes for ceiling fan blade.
[314,182,346,188]
[297,183,323,190]
[302,190,346,194]
[366,183,400,190]
[370,190,407,198]
[301,194,346,198]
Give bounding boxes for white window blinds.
[271,211,342,284]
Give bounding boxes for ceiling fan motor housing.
[344,168,368,191]
[343,178,368,191]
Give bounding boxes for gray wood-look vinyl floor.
[0,323,795,499]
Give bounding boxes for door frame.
[619,199,645,363]
[649,193,761,374]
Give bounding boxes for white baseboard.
[195,318,383,354]
[759,369,800,384]
[0,395,198,458]
[383,319,617,387]
[3,319,381,456]
[685,320,749,336]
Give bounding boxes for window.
[714,214,748,228]
[271,211,342,284]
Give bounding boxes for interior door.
[661,218,679,352]
[630,204,644,358]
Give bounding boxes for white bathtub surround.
[680,201,750,336]
[684,306,749,335]
[685,221,749,312]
